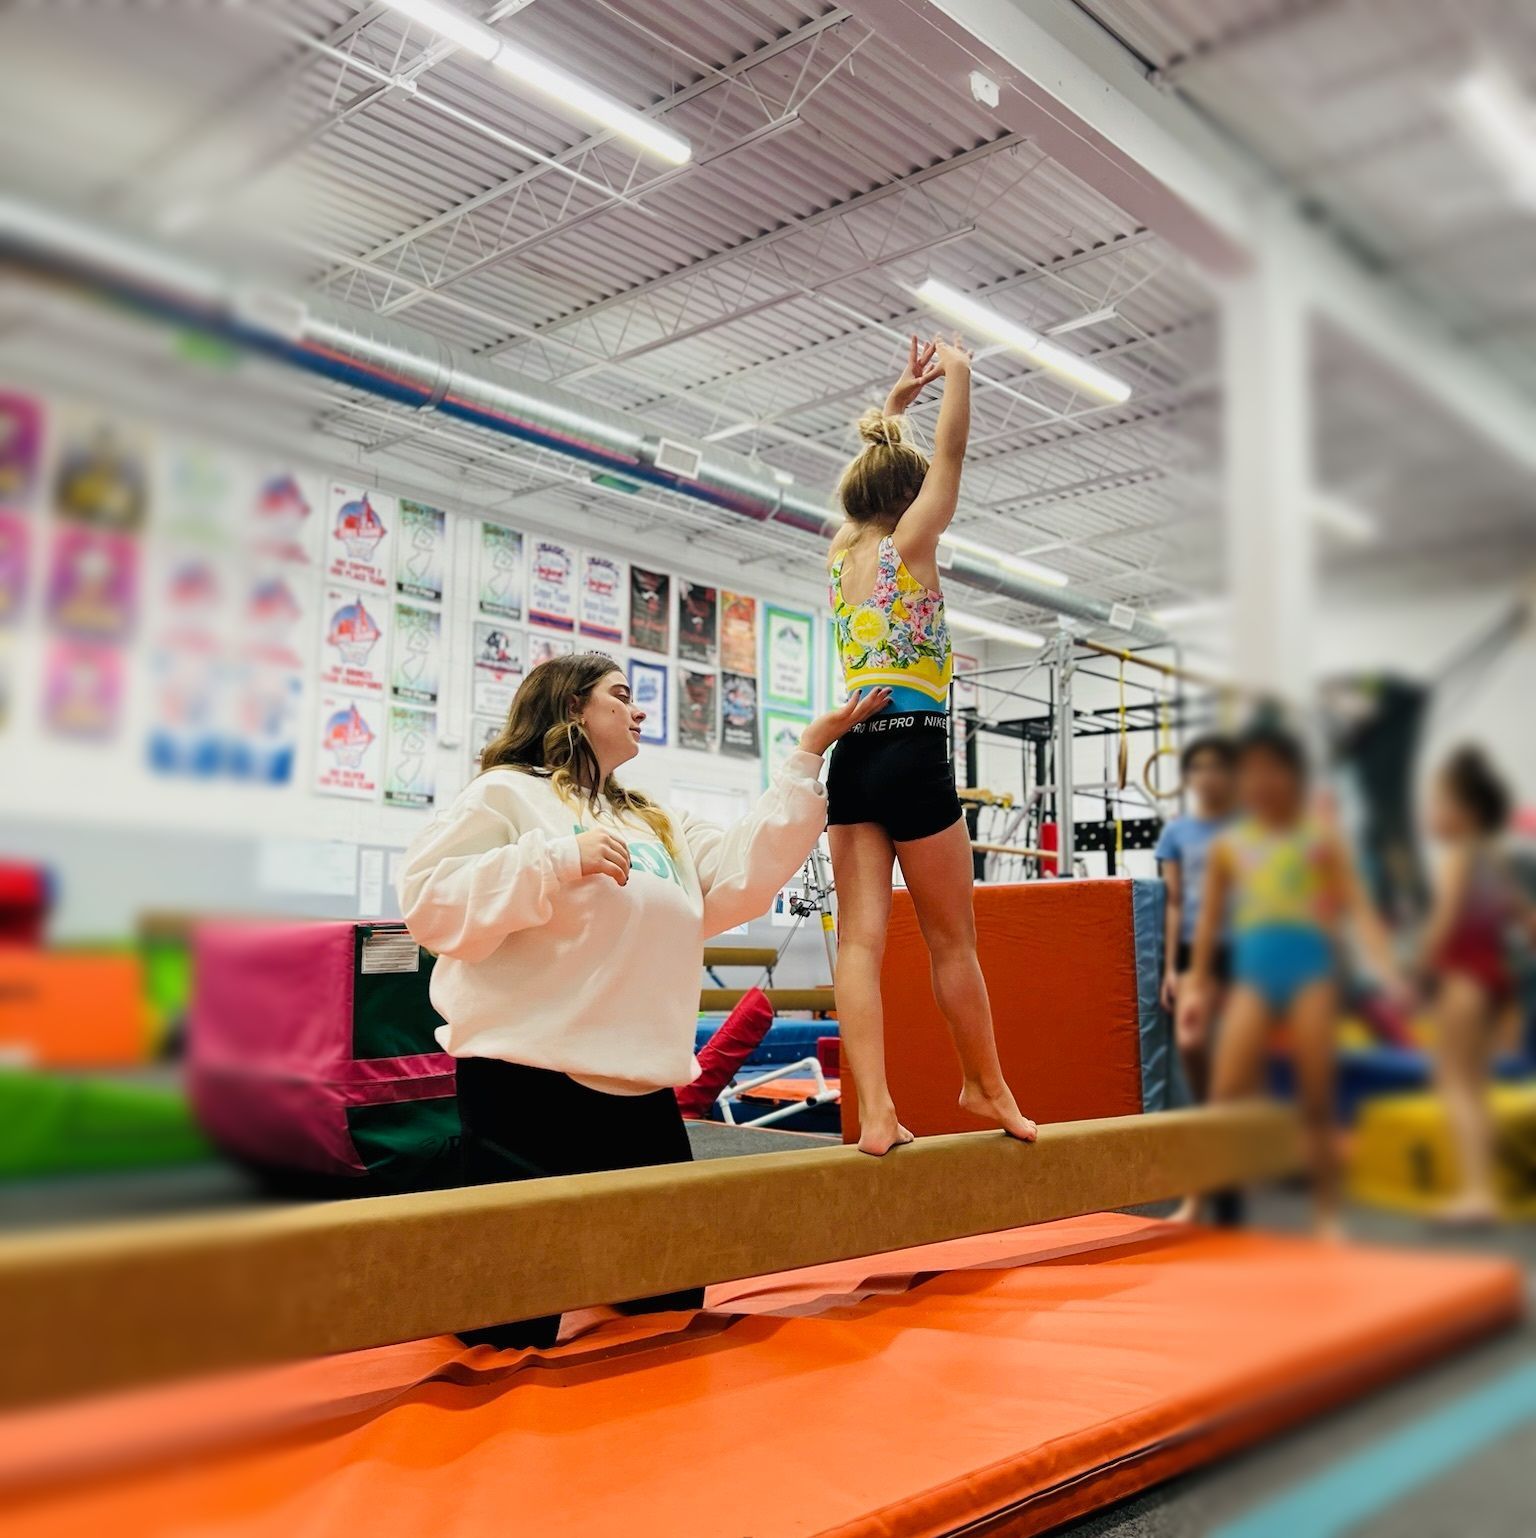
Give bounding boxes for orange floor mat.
[0,1215,1520,1538]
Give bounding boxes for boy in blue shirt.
[1156,736,1238,1104]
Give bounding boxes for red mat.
[0,1215,1520,1538]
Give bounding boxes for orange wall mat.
[845,878,1149,1142]
[0,1216,1518,1538]
[0,952,149,1067]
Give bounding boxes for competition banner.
[764,605,813,709]
[325,484,394,592]
[314,694,381,800]
[761,709,811,788]
[319,586,389,698]
[0,390,43,506]
[384,704,437,809]
[628,657,668,746]
[392,601,442,705]
[720,671,760,759]
[627,566,670,654]
[396,500,447,602]
[678,580,717,665]
[528,537,577,631]
[579,551,626,643]
[720,590,758,676]
[250,469,319,567]
[472,622,524,717]
[477,522,525,620]
[528,631,574,668]
[678,667,718,752]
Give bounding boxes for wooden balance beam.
[699,986,835,1012]
[0,1102,1302,1409]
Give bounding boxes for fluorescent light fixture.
[947,609,1047,649]
[913,278,1132,404]
[939,531,1069,587]
[1152,598,1228,627]
[381,0,691,164]
[1312,492,1378,545]
[1045,305,1119,337]
[769,467,795,485]
[1447,67,1536,208]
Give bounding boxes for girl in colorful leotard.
[1181,725,1403,1234]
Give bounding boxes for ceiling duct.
[0,195,1166,642]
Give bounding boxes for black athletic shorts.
[826,710,964,844]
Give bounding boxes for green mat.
[0,1071,214,1179]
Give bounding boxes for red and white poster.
[251,469,321,567]
[314,693,382,800]
[579,551,626,644]
[242,565,313,672]
[325,484,395,592]
[528,538,577,631]
[318,585,390,698]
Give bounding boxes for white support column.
[1220,233,1314,705]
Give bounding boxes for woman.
[397,651,885,1348]
[1420,746,1531,1225]
[827,334,1036,1156]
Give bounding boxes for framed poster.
[315,694,382,800]
[579,551,625,644]
[678,667,718,752]
[384,704,437,809]
[325,484,395,592]
[392,601,442,705]
[720,590,757,676]
[628,566,670,654]
[43,639,124,741]
[0,390,43,506]
[250,469,319,567]
[396,500,447,602]
[764,604,813,709]
[761,709,811,787]
[472,622,524,717]
[53,408,149,531]
[47,526,139,641]
[529,537,577,631]
[720,671,760,759]
[677,580,717,665]
[319,586,389,697]
[242,566,312,672]
[477,522,525,620]
[628,657,668,746]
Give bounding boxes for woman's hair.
[479,651,679,859]
[836,410,930,527]
[1440,744,1511,834]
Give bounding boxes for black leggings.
[454,1057,704,1350]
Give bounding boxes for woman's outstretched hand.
[799,688,893,756]
[883,335,942,416]
[932,334,973,375]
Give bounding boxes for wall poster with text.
[627,657,668,747]
[579,551,626,645]
[392,601,442,705]
[678,579,717,665]
[678,667,718,753]
[325,484,395,592]
[314,693,381,800]
[472,621,524,718]
[528,537,578,631]
[477,522,525,621]
[384,704,437,809]
[396,499,447,602]
[627,566,670,655]
[720,670,760,759]
[764,604,813,709]
[319,585,389,697]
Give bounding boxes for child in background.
[1181,725,1403,1234]
[1419,746,1534,1225]
[1156,735,1238,1104]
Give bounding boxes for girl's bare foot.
[958,1081,1038,1142]
[857,1107,916,1156]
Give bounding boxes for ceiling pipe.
[0,195,1166,642]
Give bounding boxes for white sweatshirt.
[396,751,828,1095]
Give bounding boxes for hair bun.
[857,409,904,448]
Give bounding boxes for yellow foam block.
[1349,1083,1536,1218]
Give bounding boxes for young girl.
[1419,746,1532,1225]
[1181,725,1403,1233]
[827,334,1036,1156]
[397,652,884,1346]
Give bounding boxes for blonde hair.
[480,652,680,861]
[835,409,930,529]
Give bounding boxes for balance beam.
[700,986,834,1012]
[702,945,779,969]
[0,1102,1301,1409]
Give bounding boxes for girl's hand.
[883,335,942,416]
[799,688,892,756]
[932,334,973,376]
[1176,985,1210,1045]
